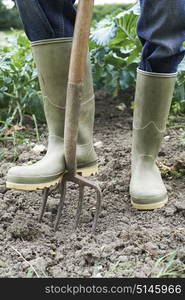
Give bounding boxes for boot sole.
[6,164,98,191]
[131,196,168,210]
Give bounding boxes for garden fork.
[39,0,102,233]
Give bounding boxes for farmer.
[6,0,185,210]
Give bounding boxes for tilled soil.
[0,92,185,278]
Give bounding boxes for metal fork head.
[54,172,102,233]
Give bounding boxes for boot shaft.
[130,69,177,208]
[31,38,95,145]
[132,69,177,162]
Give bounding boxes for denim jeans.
[137,0,185,73]
[14,0,76,41]
[15,0,185,73]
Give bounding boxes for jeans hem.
[137,68,177,77]
[31,37,73,46]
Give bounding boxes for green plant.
[171,169,184,178]
[166,45,185,118]
[0,31,43,158]
[0,31,45,127]
[151,250,185,278]
[1,4,185,135]
[178,135,185,145]
[171,61,185,117]
[90,3,185,120]
[90,4,141,97]
[92,3,133,23]
[0,122,39,162]
[0,0,22,30]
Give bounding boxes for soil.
[0,91,185,278]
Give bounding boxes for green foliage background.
[0,33,44,126]
[92,3,132,22]
[90,4,185,117]
[0,2,185,134]
[0,0,22,30]
[0,1,131,30]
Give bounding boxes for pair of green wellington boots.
[6,38,177,210]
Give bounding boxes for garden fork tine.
[39,183,61,222]
[54,173,102,232]
[54,0,102,232]
[54,178,67,230]
[39,187,49,222]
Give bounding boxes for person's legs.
[137,0,185,73]
[14,0,76,41]
[130,0,185,209]
[6,1,98,190]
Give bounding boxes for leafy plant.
[90,4,141,97]
[0,31,45,128]
[90,3,185,121]
[1,3,185,136]
[92,3,133,23]
[0,0,22,30]
[171,61,185,117]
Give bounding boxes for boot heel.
[131,196,168,210]
[77,164,98,177]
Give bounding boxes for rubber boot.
[6,38,97,190]
[130,69,177,209]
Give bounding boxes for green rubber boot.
[130,69,177,209]
[6,38,97,191]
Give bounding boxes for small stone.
[174,201,185,214]
[164,206,177,216]
[32,144,46,153]
[117,255,128,262]
[94,141,103,148]
[49,265,67,278]
[144,242,158,255]
[116,103,126,111]
[18,152,31,162]
[21,249,34,260]
[164,135,170,141]
[0,212,12,222]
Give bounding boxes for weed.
[178,135,185,145]
[150,250,185,278]
[171,169,184,178]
